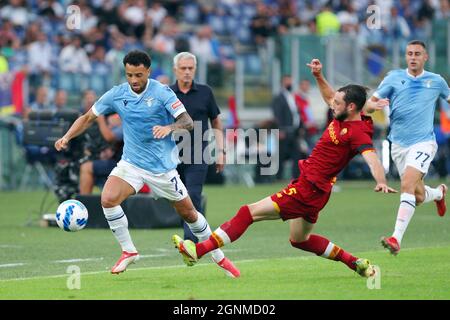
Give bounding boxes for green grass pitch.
[0,180,449,300]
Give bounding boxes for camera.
[23,109,83,202]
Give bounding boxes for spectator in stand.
[415,0,435,40]
[315,4,341,36]
[119,0,147,39]
[384,6,411,53]
[250,3,275,45]
[435,0,450,19]
[58,35,92,74]
[106,36,127,85]
[0,0,31,29]
[277,0,302,35]
[79,3,99,36]
[80,90,97,115]
[50,89,68,112]
[189,25,220,65]
[151,16,178,55]
[337,2,359,35]
[0,19,20,48]
[24,86,50,118]
[27,32,53,89]
[147,1,168,31]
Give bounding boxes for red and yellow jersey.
[299,115,375,192]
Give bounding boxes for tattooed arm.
[153,111,194,139]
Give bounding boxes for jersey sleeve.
[161,85,187,118]
[206,86,220,120]
[373,72,394,99]
[439,77,450,101]
[92,87,116,116]
[351,128,375,155]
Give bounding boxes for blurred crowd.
[0,0,449,111]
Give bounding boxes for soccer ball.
[55,200,88,232]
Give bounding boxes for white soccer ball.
[55,200,88,232]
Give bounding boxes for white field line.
[0,245,23,249]
[0,256,312,282]
[0,251,170,269]
[52,258,104,264]
[0,263,26,268]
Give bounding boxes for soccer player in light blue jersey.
[365,40,450,255]
[55,50,240,277]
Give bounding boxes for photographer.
[79,113,123,194]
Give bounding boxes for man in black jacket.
[271,75,303,180]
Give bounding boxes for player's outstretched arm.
[362,150,397,193]
[364,96,389,114]
[54,109,98,151]
[153,111,194,139]
[306,59,334,106]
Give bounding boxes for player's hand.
[216,151,225,173]
[153,125,172,139]
[371,98,390,111]
[374,183,398,193]
[54,137,69,151]
[306,59,323,77]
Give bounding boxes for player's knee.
[80,161,93,174]
[101,192,120,208]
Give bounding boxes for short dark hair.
[123,50,151,68]
[337,84,368,111]
[407,40,426,50]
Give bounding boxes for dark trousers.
[177,163,209,242]
[277,133,302,180]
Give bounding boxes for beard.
[334,109,349,121]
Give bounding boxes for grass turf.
[0,180,449,299]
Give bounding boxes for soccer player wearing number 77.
[172,58,397,278]
[55,50,240,277]
[365,40,450,255]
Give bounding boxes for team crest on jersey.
[423,80,432,88]
[145,97,154,107]
[340,128,348,135]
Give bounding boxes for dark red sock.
[290,234,329,255]
[335,249,358,271]
[290,234,357,271]
[196,205,253,258]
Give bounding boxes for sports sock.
[103,206,137,253]
[423,185,443,203]
[186,211,224,262]
[392,193,416,244]
[290,234,358,270]
[196,205,253,259]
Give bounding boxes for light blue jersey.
[374,69,450,147]
[92,79,186,174]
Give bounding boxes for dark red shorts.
[270,176,331,224]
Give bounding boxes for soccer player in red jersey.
[172,59,397,278]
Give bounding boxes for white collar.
[406,68,425,78]
[128,79,150,97]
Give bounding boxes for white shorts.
[109,160,188,202]
[391,141,437,177]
